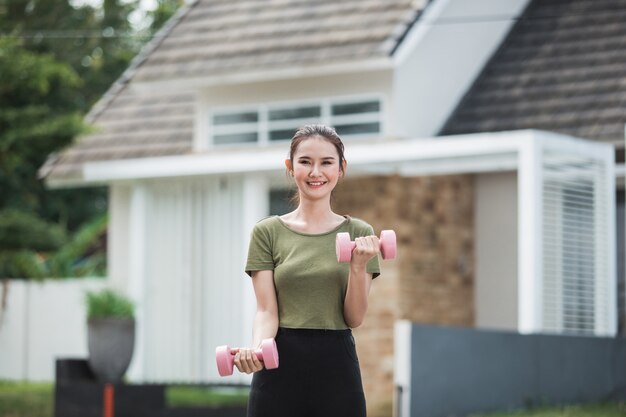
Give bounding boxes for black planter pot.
[87,318,135,383]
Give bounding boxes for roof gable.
[440,0,626,146]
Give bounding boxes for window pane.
[213,112,258,125]
[270,189,292,215]
[332,101,380,116]
[561,184,595,335]
[269,129,297,141]
[269,106,321,121]
[214,132,258,145]
[335,122,380,136]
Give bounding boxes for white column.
[126,183,148,381]
[394,320,412,417]
[241,175,270,346]
[518,134,543,334]
[600,146,617,336]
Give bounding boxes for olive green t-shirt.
[245,215,381,330]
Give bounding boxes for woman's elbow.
[257,307,278,320]
[345,316,364,328]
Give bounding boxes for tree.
[0,37,87,215]
[1,0,141,111]
[147,0,185,33]
[0,0,182,278]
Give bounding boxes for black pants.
[247,327,366,417]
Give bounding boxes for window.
[270,189,292,215]
[541,152,613,336]
[209,97,382,146]
[211,109,259,145]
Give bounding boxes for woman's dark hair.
[287,124,346,207]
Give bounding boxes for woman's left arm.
[343,235,379,328]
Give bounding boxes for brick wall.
[333,174,475,417]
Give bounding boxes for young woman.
[237,124,381,417]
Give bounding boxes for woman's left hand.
[350,235,380,268]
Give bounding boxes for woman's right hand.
[233,347,265,374]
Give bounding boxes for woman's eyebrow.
[297,156,336,160]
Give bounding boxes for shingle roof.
[40,0,425,184]
[133,0,421,82]
[38,85,196,182]
[440,0,626,148]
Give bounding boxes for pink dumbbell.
[215,338,279,377]
[336,230,397,263]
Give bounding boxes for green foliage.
[0,210,106,279]
[0,0,183,280]
[47,213,108,277]
[0,251,45,280]
[0,37,87,216]
[86,288,134,320]
[0,0,140,111]
[146,0,185,32]
[0,209,66,252]
[0,209,65,279]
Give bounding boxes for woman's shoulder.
[344,216,375,234]
[253,215,280,229]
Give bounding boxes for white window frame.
[518,135,616,337]
[207,94,385,147]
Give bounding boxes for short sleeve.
[245,221,275,277]
[360,225,381,279]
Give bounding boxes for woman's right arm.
[234,270,279,374]
[250,270,279,347]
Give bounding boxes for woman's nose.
[310,164,321,176]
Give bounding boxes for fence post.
[394,320,412,417]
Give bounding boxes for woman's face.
[288,136,344,203]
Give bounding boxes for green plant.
[0,209,66,279]
[47,213,108,278]
[85,288,134,320]
[0,210,107,279]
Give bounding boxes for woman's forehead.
[294,136,337,158]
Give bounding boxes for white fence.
[0,278,107,381]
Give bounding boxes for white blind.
[542,152,611,335]
[140,177,245,382]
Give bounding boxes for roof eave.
[50,130,613,187]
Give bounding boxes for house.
[38,0,624,416]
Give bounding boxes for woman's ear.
[340,160,347,176]
[285,159,293,175]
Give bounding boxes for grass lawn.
[166,385,249,407]
[0,380,248,417]
[1,381,624,417]
[0,381,53,417]
[469,402,626,417]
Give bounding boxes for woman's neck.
[292,199,338,222]
[281,199,345,233]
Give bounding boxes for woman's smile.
[307,180,328,188]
